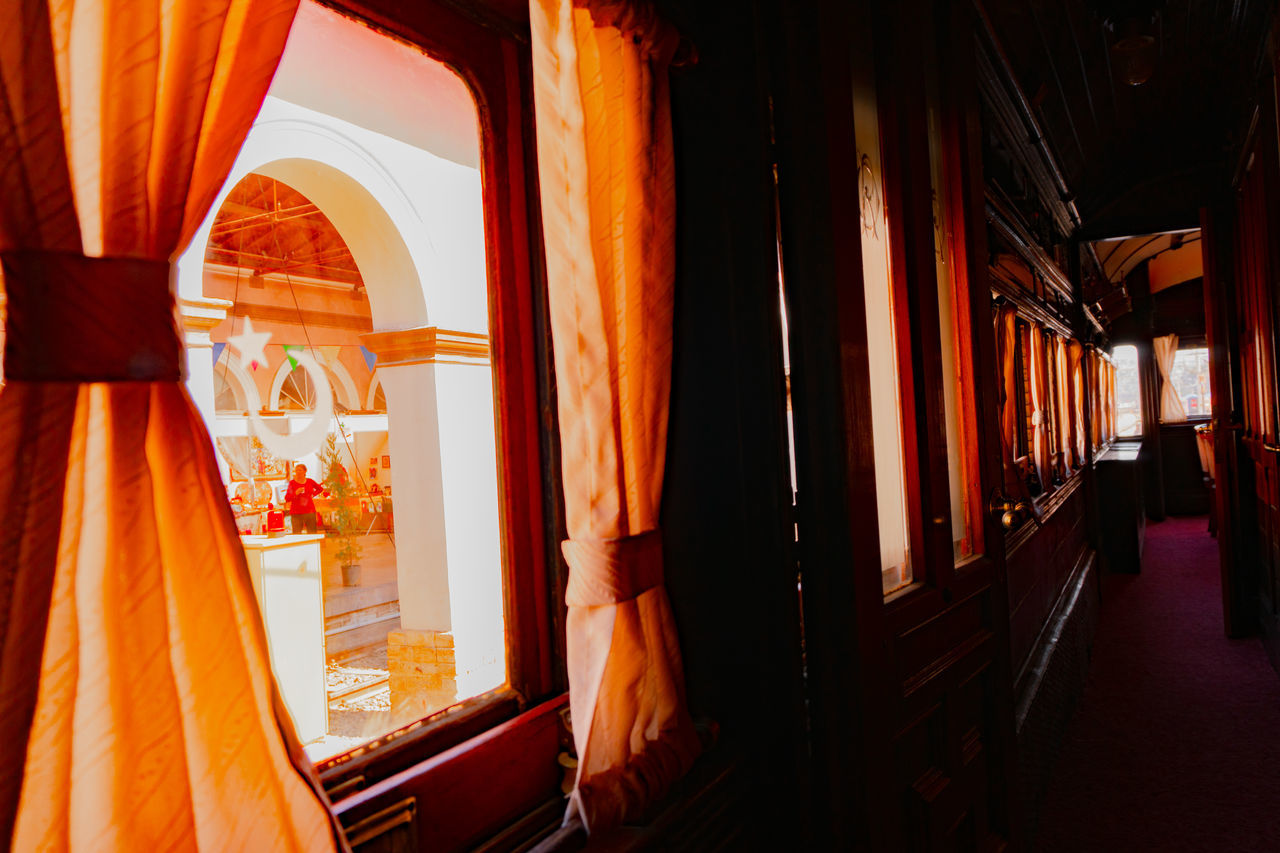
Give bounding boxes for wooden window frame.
[296,2,567,844]
[1166,344,1214,422]
[1110,343,1143,441]
[874,0,1001,594]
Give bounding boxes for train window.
[1168,347,1213,418]
[927,89,981,561]
[1113,344,1141,436]
[174,1,542,764]
[854,72,913,594]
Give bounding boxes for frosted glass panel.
[854,86,912,594]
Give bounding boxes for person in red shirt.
[285,463,327,533]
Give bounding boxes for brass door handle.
[1264,442,1280,454]
[989,492,1029,530]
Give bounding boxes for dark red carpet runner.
[1036,516,1280,851]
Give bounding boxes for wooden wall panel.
[1231,82,1280,668]
[1006,479,1090,681]
[1159,424,1212,515]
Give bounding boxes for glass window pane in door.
[854,82,912,595]
[1113,344,1141,437]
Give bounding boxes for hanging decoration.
[319,345,343,367]
[228,318,335,460]
[227,316,272,371]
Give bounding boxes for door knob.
[989,491,1028,530]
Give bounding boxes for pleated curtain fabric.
[1100,360,1110,443]
[995,305,1021,493]
[1108,361,1117,440]
[1068,341,1086,464]
[1089,350,1101,448]
[529,0,701,834]
[1055,336,1072,471]
[1154,333,1186,422]
[0,2,344,850]
[1029,325,1051,490]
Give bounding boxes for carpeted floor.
[1036,516,1280,851]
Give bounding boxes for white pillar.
[376,357,452,631]
[362,327,504,706]
[180,297,232,481]
[433,356,503,696]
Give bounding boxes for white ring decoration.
[243,350,335,460]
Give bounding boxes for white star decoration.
[227,317,272,371]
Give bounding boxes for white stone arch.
[269,355,357,412]
[178,112,430,331]
[325,358,361,412]
[365,368,386,412]
[213,350,253,413]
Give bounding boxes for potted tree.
[320,433,363,586]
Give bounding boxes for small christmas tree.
[319,431,362,583]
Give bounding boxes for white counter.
[241,534,328,744]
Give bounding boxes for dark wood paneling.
[660,1,810,847]
[1159,423,1212,516]
[1096,442,1146,573]
[1151,278,1207,341]
[1007,478,1090,678]
[1014,550,1098,845]
[1201,199,1256,637]
[768,0,897,846]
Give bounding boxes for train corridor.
[1036,516,1280,851]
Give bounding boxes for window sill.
[333,692,569,851]
[320,685,526,802]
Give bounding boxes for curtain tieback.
[563,530,663,606]
[2,250,180,382]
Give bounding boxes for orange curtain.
[1055,336,1071,472]
[1097,355,1106,444]
[529,0,700,834]
[1108,361,1117,440]
[995,305,1021,493]
[1088,350,1100,448]
[0,3,343,850]
[1029,325,1051,490]
[1068,341,1086,464]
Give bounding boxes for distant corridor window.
[1169,347,1212,418]
[1113,344,1141,437]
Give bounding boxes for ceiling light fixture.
[1106,6,1160,87]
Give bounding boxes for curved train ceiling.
[980,0,1272,240]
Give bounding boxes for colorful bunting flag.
[282,344,303,370]
[319,345,342,367]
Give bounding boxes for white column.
[433,357,503,696]
[180,297,232,481]
[376,358,452,631]
[362,327,503,700]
